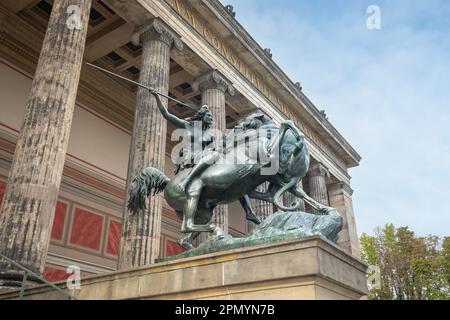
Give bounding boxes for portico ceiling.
[2,0,255,131]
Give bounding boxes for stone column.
[297,180,306,211]
[119,19,183,269]
[0,0,91,282]
[307,162,330,206]
[193,70,234,233]
[251,182,273,221]
[283,180,306,212]
[328,181,361,258]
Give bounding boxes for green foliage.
[360,224,450,300]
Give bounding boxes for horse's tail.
[127,167,171,215]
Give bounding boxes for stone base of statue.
[166,210,344,262]
[0,236,368,300]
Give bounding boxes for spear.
[85,62,199,112]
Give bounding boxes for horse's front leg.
[177,231,201,251]
[177,233,195,250]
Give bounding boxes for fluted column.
[0,0,91,283]
[193,70,234,233]
[283,180,306,212]
[307,163,330,207]
[119,19,183,268]
[251,182,273,220]
[328,181,361,258]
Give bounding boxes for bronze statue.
[84,63,337,250]
[128,95,334,249]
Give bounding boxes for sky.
[219,0,450,237]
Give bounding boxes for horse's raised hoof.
[212,227,225,239]
[177,238,195,251]
[317,206,332,216]
[246,212,262,225]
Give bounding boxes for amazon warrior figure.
[150,91,261,224]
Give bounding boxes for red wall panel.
[166,239,185,257]
[106,220,121,256]
[43,267,70,282]
[51,201,68,240]
[70,208,103,250]
[0,180,6,206]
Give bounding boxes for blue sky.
[220,0,450,237]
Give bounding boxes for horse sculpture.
[128,116,334,249]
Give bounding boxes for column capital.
[328,181,354,196]
[193,70,235,96]
[308,162,330,178]
[132,18,183,50]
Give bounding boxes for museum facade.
[0,0,361,283]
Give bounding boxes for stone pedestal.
[0,237,368,300]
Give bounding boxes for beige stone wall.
[0,61,131,179]
[0,62,29,129]
[68,107,130,179]
[227,201,248,236]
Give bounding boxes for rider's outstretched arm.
[151,91,189,128]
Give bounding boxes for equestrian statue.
[127,91,336,250]
[84,62,338,251]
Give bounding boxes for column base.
[0,270,44,292]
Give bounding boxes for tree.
[360,224,449,300]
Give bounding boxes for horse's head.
[278,130,309,181]
[235,112,273,131]
[272,125,310,212]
